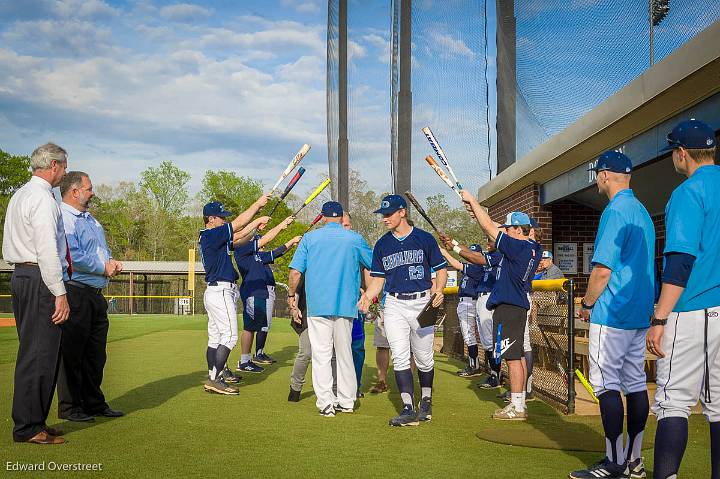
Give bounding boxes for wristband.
[453,245,462,254]
[650,312,667,326]
[581,299,594,310]
[451,239,459,247]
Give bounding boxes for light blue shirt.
[61,202,112,289]
[664,165,720,312]
[289,222,372,318]
[591,189,655,330]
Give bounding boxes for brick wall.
[487,184,553,252]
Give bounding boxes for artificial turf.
[0,315,712,478]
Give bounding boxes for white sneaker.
[627,457,646,478]
[492,403,527,421]
[319,405,336,417]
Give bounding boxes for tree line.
[1,148,486,284]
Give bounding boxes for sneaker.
[457,366,483,378]
[498,390,511,402]
[319,405,335,418]
[417,396,432,422]
[221,367,241,384]
[369,381,388,394]
[478,374,500,389]
[288,388,301,402]
[568,457,629,479]
[253,353,275,365]
[236,361,264,373]
[526,391,536,402]
[334,405,354,414]
[627,457,646,479]
[492,403,527,421]
[204,379,239,396]
[389,405,419,427]
[357,391,365,399]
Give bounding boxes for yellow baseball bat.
[575,369,599,404]
[293,178,331,216]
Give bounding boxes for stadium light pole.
[649,0,670,66]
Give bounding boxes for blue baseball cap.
[469,244,482,252]
[588,150,633,174]
[203,201,232,218]
[500,211,532,228]
[374,194,407,214]
[660,119,716,152]
[542,250,553,259]
[321,201,343,218]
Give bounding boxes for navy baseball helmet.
[374,194,407,214]
[321,201,343,218]
[203,201,232,217]
[469,244,482,252]
[660,119,716,152]
[588,150,632,174]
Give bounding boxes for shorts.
[493,304,528,361]
[373,309,390,348]
[243,295,268,332]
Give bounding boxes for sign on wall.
[583,243,595,275]
[554,242,578,274]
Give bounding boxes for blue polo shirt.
[289,222,372,318]
[459,263,483,298]
[486,233,541,310]
[664,165,720,312]
[591,189,655,329]
[199,223,238,284]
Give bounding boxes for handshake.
[104,259,123,278]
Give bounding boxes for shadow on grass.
[110,370,206,414]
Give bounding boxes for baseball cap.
[660,119,716,152]
[321,201,343,218]
[469,244,482,252]
[500,211,532,228]
[203,201,232,218]
[588,150,633,174]
[541,250,553,259]
[374,194,407,214]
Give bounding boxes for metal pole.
[495,0,516,174]
[129,272,134,315]
[649,0,654,66]
[567,279,576,414]
[338,0,349,207]
[396,0,412,196]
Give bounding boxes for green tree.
[199,170,263,216]
[140,161,190,216]
[0,149,31,245]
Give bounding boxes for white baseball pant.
[262,285,275,333]
[652,307,720,422]
[589,323,647,396]
[204,282,239,349]
[307,315,356,411]
[383,292,434,372]
[457,296,478,347]
[476,293,493,351]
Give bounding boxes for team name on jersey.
[381,249,424,271]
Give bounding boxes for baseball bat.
[268,167,305,217]
[425,155,462,198]
[575,369,599,404]
[404,191,441,234]
[292,178,331,216]
[422,126,463,189]
[270,144,311,195]
[303,213,323,234]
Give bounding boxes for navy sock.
[484,350,492,371]
[215,345,231,379]
[653,417,688,479]
[394,368,414,406]
[418,368,434,398]
[490,352,501,377]
[467,345,479,369]
[598,390,625,465]
[524,350,534,392]
[256,331,268,354]
[206,347,216,372]
[624,391,649,462]
[710,421,719,479]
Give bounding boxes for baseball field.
[0,315,711,477]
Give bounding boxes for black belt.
[208,280,235,286]
[388,291,427,300]
[66,280,103,295]
[459,295,478,300]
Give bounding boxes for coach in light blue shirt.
[287,201,372,415]
[62,200,113,289]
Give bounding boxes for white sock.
[511,392,526,412]
[241,354,251,364]
[526,374,533,394]
[209,367,217,381]
[400,392,413,406]
[256,348,264,356]
[624,431,644,462]
[421,387,432,398]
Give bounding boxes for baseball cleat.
[369,380,388,394]
[221,367,241,384]
[627,457,646,478]
[525,391,536,402]
[319,405,335,418]
[334,405,354,414]
[204,379,239,396]
[253,353,276,365]
[499,390,511,402]
[389,405,419,427]
[236,361,264,373]
[568,457,629,479]
[288,388,301,402]
[457,366,483,378]
[492,403,527,421]
[417,396,432,422]
[478,374,500,389]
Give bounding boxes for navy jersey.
[459,263,484,298]
[486,232,541,310]
[199,222,238,284]
[477,251,502,294]
[370,227,447,294]
[234,236,288,300]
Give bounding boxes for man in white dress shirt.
[2,143,70,445]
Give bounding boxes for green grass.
[0,315,712,478]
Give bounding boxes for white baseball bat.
[270,144,311,195]
[422,126,463,189]
[425,155,462,198]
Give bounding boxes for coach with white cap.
[287,201,372,417]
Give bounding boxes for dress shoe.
[26,431,65,445]
[62,411,95,422]
[287,388,301,402]
[94,407,125,417]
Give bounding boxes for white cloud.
[276,55,325,84]
[2,20,114,58]
[429,32,475,59]
[160,3,212,22]
[280,0,321,14]
[362,33,391,64]
[199,23,325,54]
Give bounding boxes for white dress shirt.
[2,176,69,296]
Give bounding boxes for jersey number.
[409,266,425,280]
